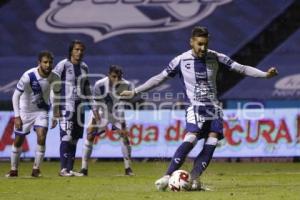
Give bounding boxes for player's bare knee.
[86,133,95,142]
[183,132,198,146]
[37,136,46,146]
[14,135,25,147]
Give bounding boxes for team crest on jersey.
[36,0,232,42]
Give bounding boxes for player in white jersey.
[6,51,61,177]
[121,26,278,191]
[79,65,134,176]
[53,40,100,177]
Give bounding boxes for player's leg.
[6,134,25,177]
[113,109,134,175]
[6,113,32,177]
[118,127,133,175]
[154,132,198,190]
[31,112,49,177]
[80,117,101,176]
[32,127,47,177]
[58,111,74,177]
[190,118,223,191]
[155,106,199,190]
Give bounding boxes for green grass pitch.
[0,160,299,200]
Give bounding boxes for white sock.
[82,140,93,169]
[11,145,22,170]
[33,145,45,169]
[121,137,131,169]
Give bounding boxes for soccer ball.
[168,170,191,192]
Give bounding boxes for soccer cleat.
[5,170,18,177]
[125,167,134,176]
[70,170,85,177]
[31,168,42,177]
[154,175,170,191]
[79,168,88,176]
[190,179,212,191]
[59,168,74,177]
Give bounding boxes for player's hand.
[51,118,58,129]
[14,116,22,130]
[119,129,129,137]
[51,111,60,129]
[120,90,135,98]
[266,67,278,78]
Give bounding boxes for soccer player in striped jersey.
[121,26,278,191]
[80,65,134,176]
[53,40,100,177]
[6,51,61,177]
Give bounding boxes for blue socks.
[190,143,216,180]
[60,141,69,170]
[67,143,77,171]
[166,142,194,175]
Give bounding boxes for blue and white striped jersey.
[53,58,92,112]
[135,49,267,107]
[163,49,233,106]
[93,77,132,113]
[14,67,60,113]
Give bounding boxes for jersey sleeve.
[16,72,30,92]
[51,73,61,93]
[52,61,65,78]
[163,55,181,77]
[214,51,235,70]
[215,51,268,78]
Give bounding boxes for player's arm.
[216,52,278,78]
[91,82,104,125]
[50,74,61,128]
[121,56,180,97]
[12,74,29,130]
[120,72,169,97]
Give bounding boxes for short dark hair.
[191,26,209,38]
[109,65,123,79]
[68,40,85,59]
[38,50,54,62]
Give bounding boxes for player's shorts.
[87,109,125,136]
[59,110,85,140]
[185,105,224,140]
[14,111,49,135]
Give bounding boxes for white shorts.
[88,109,125,134]
[14,111,49,135]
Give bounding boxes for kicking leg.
[190,132,218,190]
[155,132,198,191]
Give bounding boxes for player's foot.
[190,179,212,191]
[59,168,74,177]
[154,175,170,191]
[79,168,88,176]
[31,168,42,177]
[125,167,134,176]
[70,170,85,177]
[5,169,18,178]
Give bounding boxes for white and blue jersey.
[163,49,235,107]
[12,67,60,134]
[93,77,132,113]
[15,67,60,113]
[53,59,92,112]
[89,77,132,135]
[135,49,268,137]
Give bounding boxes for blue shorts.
[185,105,224,140]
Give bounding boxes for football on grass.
[168,170,191,191]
